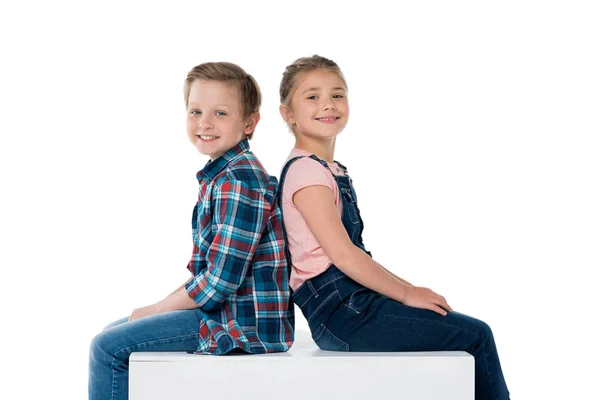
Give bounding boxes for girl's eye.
[333,94,345,99]
[190,110,201,115]
[307,95,318,100]
[215,111,227,116]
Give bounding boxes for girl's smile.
[315,116,340,124]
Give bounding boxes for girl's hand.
[403,287,453,316]
[129,304,160,322]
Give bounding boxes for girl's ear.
[279,104,295,125]
[244,112,260,135]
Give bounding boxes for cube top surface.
[130,330,472,363]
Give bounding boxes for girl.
[277,55,510,400]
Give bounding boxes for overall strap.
[277,156,305,206]
[308,154,340,181]
[277,156,305,273]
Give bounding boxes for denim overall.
[278,154,510,400]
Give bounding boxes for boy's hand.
[402,286,453,316]
[129,304,160,322]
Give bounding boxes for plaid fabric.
[185,139,294,354]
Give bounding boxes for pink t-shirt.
[281,149,346,291]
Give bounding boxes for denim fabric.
[88,310,202,400]
[279,154,510,400]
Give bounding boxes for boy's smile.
[198,135,219,141]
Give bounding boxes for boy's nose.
[198,118,213,130]
[323,103,336,111]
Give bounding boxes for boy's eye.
[307,95,318,100]
[215,111,227,116]
[333,94,345,99]
[190,110,201,115]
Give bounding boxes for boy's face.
[186,80,257,160]
[282,69,349,140]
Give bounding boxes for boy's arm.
[185,179,271,311]
[156,286,199,312]
[153,276,196,312]
[129,277,196,321]
[168,275,193,296]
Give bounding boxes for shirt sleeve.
[185,179,271,311]
[282,157,334,204]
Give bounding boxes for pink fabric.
[281,149,346,291]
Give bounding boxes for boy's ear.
[244,112,260,135]
[279,105,294,125]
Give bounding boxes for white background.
[1,1,599,399]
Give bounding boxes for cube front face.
[129,353,474,400]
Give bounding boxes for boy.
[89,62,294,400]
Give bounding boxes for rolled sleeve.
[186,179,271,311]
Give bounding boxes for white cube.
[129,330,474,400]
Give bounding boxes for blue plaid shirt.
[185,139,294,354]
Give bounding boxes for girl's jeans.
[294,265,510,400]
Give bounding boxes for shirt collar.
[197,139,250,181]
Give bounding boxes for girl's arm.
[293,186,451,316]
[376,261,414,287]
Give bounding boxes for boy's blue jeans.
[294,265,511,400]
[88,309,202,400]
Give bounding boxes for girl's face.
[282,69,349,140]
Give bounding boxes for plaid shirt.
[185,139,294,355]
